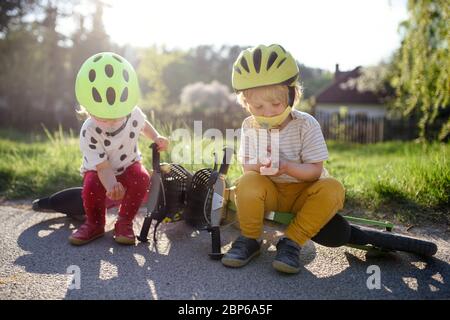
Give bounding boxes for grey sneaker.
[221,235,261,268]
[272,237,301,274]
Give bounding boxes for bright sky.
[99,0,408,71]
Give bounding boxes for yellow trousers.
[235,171,345,246]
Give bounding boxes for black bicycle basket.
[183,168,214,228]
[159,163,193,222]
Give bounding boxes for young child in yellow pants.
[221,44,345,273]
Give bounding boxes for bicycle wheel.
[349,225,438,257]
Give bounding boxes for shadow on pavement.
[14,215,450,299]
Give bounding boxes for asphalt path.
[0,204,448,300]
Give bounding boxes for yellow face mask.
[253,106,292,129]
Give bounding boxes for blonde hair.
[237,83,303,111]
[76,105,90,120]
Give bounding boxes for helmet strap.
[288,87,296,107]
[105,114,131,137]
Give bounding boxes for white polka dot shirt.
[79,106,147,176]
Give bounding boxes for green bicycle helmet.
[75,52,140,119]
[232,44,299,91]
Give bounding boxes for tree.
[0,25,42,128]
[70,0,111,70]
[180,81,234,114]
[0,1,72,130]
[0,0,35,33]
[0,0,89,130]
[178,80,246,131]
[390,0,450,141]
[298,64,333,99]
[138,46,185,111]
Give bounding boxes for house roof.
[315,66,384,105]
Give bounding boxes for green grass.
[0,127,83,199]
[325,141,450,224]
[0,127,448,225]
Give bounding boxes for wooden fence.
[171,111,419,143]
[314,111,418,143]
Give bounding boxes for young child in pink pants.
[69,52,169,246]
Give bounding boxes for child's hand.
[260,166,279,175]
[273,159,291,176]
[259,158,291,176]
[260,157,277,175]
[106,182,126,200]
[154,135,169,151]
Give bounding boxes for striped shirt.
[238,109,329,183]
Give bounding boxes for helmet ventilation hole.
[120,87,128,102]
[277,57,287,68]
[92,87,102,102]
[240,57,250,73]
[93,55,103,62]
[253,48,262,73]
[123,69,129,82]
[105,64,114,77]
[106,87,116,105]
[89,69,96,82]
[113,55,123,63]
[233,66,242,75]
[267,52,278,70]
